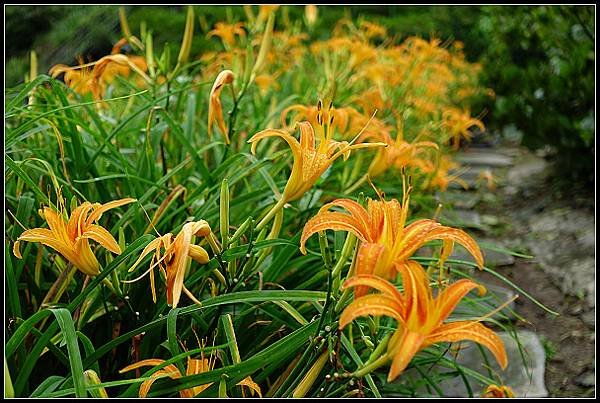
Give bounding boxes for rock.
[576,228,595,254]
[574,371,595,387]
[481,214,500,227]
[456,151,514,167]
[396,330,548,397]
[442,209,483,230]
[581,311,595,328]
[506,154,549,186]
[438,191,480,209]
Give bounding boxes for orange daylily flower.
[250,101,385,203]
[125,220,213,308]
[418,154,469,192]
[481,384,515,398]
[442,107,485,149]
[305,4,318,27]
[13,197,136,277]
[361,120,438,178]
[208,70,235,144]
[49,59,97,98]
[120,352,262,398]
[300,181,483,297]
[208,22,246,46]
[49,41,149,101]
[340,269,508,381]
[477,168,497,191]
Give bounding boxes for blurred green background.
[5,5,594,187]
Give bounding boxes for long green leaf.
[50,308,87,398]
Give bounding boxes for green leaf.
[50,308,87,398]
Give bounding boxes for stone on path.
[456,150,514,167]
[438,191,481,209]
[506,153,548,185]
[525,208,595,309]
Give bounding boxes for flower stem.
[352,353,390,379]
[256,197,286,232]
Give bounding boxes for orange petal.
[237,376,263,398]
[396,260,432,326]
[43,207,71,246]
[66,201,93,240]
[80,224,121,254]
[300,212,368,254]
[394,219,441,260]
[387,329,425,381]
[353,243,387,297]
[15,228,68,257]
[433,279,486,325]
[248,128,302,161]
[426,321,508,369]
[342,274,404,303]
[86,198,136,226]
[297,121,316,151]
[339,294,405,329]
[318,198,372,240]
[423,227,484,269]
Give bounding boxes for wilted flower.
[126,220,213,308]
[208,70,235,144]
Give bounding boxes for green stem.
[315,267,333,337]
[352,353,390,378]
[255,197,286,232]
[344,173,368,195]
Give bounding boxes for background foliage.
[7,5,593,186]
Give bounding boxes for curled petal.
[342,274,404,303]
[434,279,486,325]
[86,198,136,225]
[339,294,405,329]
[423,226,484,269]
[13,240,22,259]
[247,128,302,162]
[318,198,372,240]
[80,224,121,254]
[300,212,368,254]
[237,376,263,398]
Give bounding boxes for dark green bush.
[475,6,594,186]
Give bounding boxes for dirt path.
[448,141,595,397]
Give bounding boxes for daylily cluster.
[300,179,507,381]
[10,5,515,398]
[49,38,149,101]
